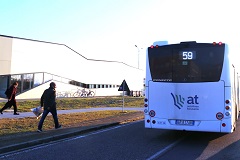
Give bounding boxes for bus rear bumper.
[144,118,233,133]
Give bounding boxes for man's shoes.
[13,113,19,115]
[37,129,42,133]
[55,125,62,129]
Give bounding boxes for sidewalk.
[0,107,143,119]
[0,107,144,155]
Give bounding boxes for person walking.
[37,82,61,132]
[0,82,19,115]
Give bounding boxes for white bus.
[144,41,240,133]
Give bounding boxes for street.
[1,120,240,160]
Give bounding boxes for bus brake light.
[225,100,230,104]
[225,106,230,110]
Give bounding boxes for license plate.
[175,120,194,126]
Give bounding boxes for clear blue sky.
[0,0,239,68]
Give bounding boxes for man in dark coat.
[37,82,61,132]
[0,82,19,115]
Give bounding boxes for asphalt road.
[2,118,240,160]
[0,121,186,160]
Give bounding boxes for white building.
[0,35,144,99]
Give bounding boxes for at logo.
[171,93,199,109]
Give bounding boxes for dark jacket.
[7,85,17,100]
[41,86,56,110]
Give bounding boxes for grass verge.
[0,97,144,136]
[0,110,142,136]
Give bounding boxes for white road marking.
[146,136,186,160]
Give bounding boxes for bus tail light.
[222,123,226,127]
[225,106,230,110]
[225,100,230,104]
[144,98,148,107]
[225,99,230,104]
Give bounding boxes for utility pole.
[135,45,142,69]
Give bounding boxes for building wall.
[0,36,12,74]
[10,37,144,90]
[0,35,144,98]
[11,38,88,77]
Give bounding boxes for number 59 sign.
[179,51,196,60]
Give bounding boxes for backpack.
[5,88,10,97]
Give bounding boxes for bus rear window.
[148,43,225,82]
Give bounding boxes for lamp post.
[135,45,142,69]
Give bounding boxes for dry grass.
[0,110,141,136]
[0,96,144,136]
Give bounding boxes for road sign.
[118,80,130,92]
[118,80,130,112]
